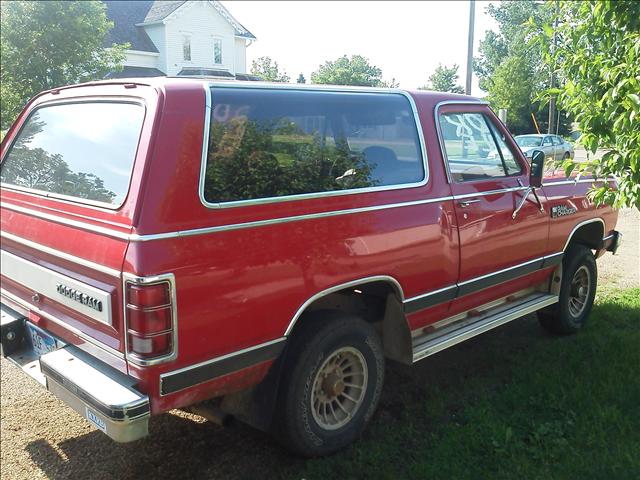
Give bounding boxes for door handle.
[458,199,480,208]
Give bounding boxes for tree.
[297,73,306,84]
[474,1,571,135]
[250,56,290,82]
[311,55,393,87]
[475,1,548,92]
[0,1,127,130]
[487,57,535,133]
[535,1,640,209]
[419,64,464,94]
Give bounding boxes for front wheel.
[273,312,384,457]
[539,244,597,334]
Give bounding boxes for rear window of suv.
[202,87,425,205]
[1,101,145,207]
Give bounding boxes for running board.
[412,293,558,363]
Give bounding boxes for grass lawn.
[287,288,640,480]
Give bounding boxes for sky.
[223,1,498,96]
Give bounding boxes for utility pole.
[465,0,475,96]
[548,0,559,133]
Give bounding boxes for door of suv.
[437,104,549,312]
[541,135,556,160]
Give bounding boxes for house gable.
[162,1,241,75]
[138,1,256,40]
[103,1,255,78]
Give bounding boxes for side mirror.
[530,150,545,188]
[513,150,546,219]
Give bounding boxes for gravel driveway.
[1,209,638,480]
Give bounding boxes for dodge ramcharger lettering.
[0,78,621,456]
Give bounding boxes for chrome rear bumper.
[1,304,149,442]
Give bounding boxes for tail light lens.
[126,281,174,360]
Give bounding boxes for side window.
[203,88,425,204]
[553,136,563,145]
[542,136,553,146]
[439,112,519,182]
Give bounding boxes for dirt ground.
[596,208,639,292]
[1,209,638,480]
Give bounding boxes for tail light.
[125,280,175,361]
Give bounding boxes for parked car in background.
[515,134,574,161]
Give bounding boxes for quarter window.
[439,112,521,182]
[203,88,425,204]
[213,38,222,64]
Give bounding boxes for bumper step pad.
[2,304,149,442]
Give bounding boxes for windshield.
[1,101,145,207]
[515,136,543,148]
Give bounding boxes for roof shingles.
[143,1,186,23]
[103,1,158,52]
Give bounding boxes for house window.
[213,38,222,64]
[182,35,191,61]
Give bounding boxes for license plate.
[86,407,107,433]
[27,323,58,357]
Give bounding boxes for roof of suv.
[42,76,484,103]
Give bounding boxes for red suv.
[0,78,620,456]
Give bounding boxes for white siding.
[124,51,160,69]
[162,1,238,75]
[234,38,247,74]
[145,24,167,74]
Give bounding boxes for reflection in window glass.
[486,120,522,176]
[203,88,424,204]
[439,113,519,182]
[1,102,144,206]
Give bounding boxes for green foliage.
[476,1,549,91]
[488,57,535,133]
[419,64,465,94]
[475,1,571,135]
[0,1,128,130]
[535,1,640,209]
[311,55,393,87]
[297,73,306,84]
[204,119,373,203]
[250,56,290,83]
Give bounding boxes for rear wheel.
[539,244,597,334]
[273,312,384,457]
[563,151,571,160]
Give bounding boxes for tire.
[539,244,597,334]
[273,312,384,457]
[563,151,571,160]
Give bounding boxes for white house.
[103,1,257,79]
